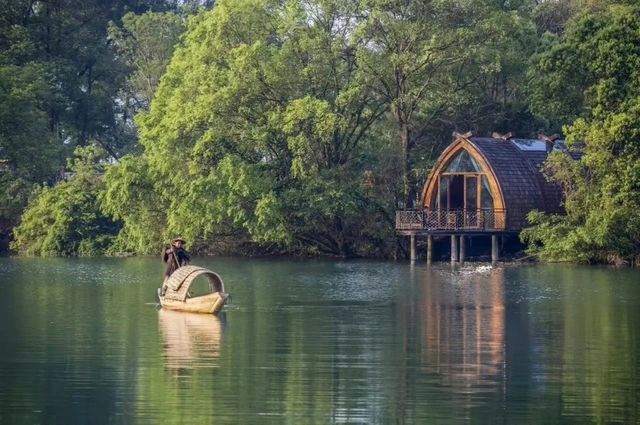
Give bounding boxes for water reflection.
[0,258,639,424]
[158,310,223,373]
[421,268,505,398]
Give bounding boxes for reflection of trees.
[506,265,640,424]
[421,269,505,398]
[552,268,640,424]
[158,310,223,373]
[5,258,640,424]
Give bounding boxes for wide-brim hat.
[172,237,186,244]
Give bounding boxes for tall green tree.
[103,0,549,257]
[0,1,62,242]
[33,0,186,159]
[0,0,198,253]
[354,0,540,207]
[108,11,185,114]
[100,154,165,254]
[522,3,640,264]
[104,0,392,256]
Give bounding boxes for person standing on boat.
[162,237,191,281]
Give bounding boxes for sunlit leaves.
[523,4,640,264]
[11,147,119,256]
[123,0,390,255]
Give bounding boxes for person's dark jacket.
[162,246,190,279]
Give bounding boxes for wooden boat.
[158,265,229,314]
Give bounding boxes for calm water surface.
[0,257,639,424]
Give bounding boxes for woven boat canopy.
[163,265,225,302]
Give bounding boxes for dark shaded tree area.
[1,0,205,254]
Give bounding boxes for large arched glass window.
[433,150,494,219]
[445,150,481,173]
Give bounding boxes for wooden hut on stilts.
[396,132,576,265]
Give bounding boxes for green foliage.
[0,62,57,230]
[0,10,61,218]
[108,11,185,113]
[8,0,639,262]
[523,3,640,264]
[0,63,59,182]
[11,146,120,256]
[112,0,548,257]
[0,0,200,254]
[100,154,166,254]
[351,0,542,207]
[126,0,393,256]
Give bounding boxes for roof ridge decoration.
[452,131,473,139]
[537,133,562,153]
[537,134,561,142]
[491,132,514,140]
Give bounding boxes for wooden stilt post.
[410,234,417,263]
[459,235,465,266]
[427,234,433,266]
[491,234,499,266]
[451,234,458,265]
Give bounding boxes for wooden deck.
[395,209,507,235]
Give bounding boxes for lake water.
[0,257,638,424]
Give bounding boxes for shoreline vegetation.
[2,1,640,265]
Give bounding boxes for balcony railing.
[395,209,506,232]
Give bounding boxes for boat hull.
[159,291,229,314]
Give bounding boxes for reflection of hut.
[158,309,223,371]
[421,269,505,397]
[397,132,574,263]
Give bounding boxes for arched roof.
[164,265,225,301]
[421,135,565,231]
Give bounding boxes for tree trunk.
[397,113,415,209]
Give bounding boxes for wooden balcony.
[395,209,506,234]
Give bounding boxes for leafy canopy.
[11,146,120,257]
[107,0,393,256]
[522,3,640,264]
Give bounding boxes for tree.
[0,0,197,253]
[100,154,167,254]
[353,0,540,208]
[110,0,392,256]
[108,11,185,114]
[1,0,186,165]
[11,146,120,256]
[522,3,640,264]
[0,1,63,240]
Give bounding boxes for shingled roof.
[420,133,576,232]
[469,137,565,230]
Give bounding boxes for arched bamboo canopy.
[163,265,225,302]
